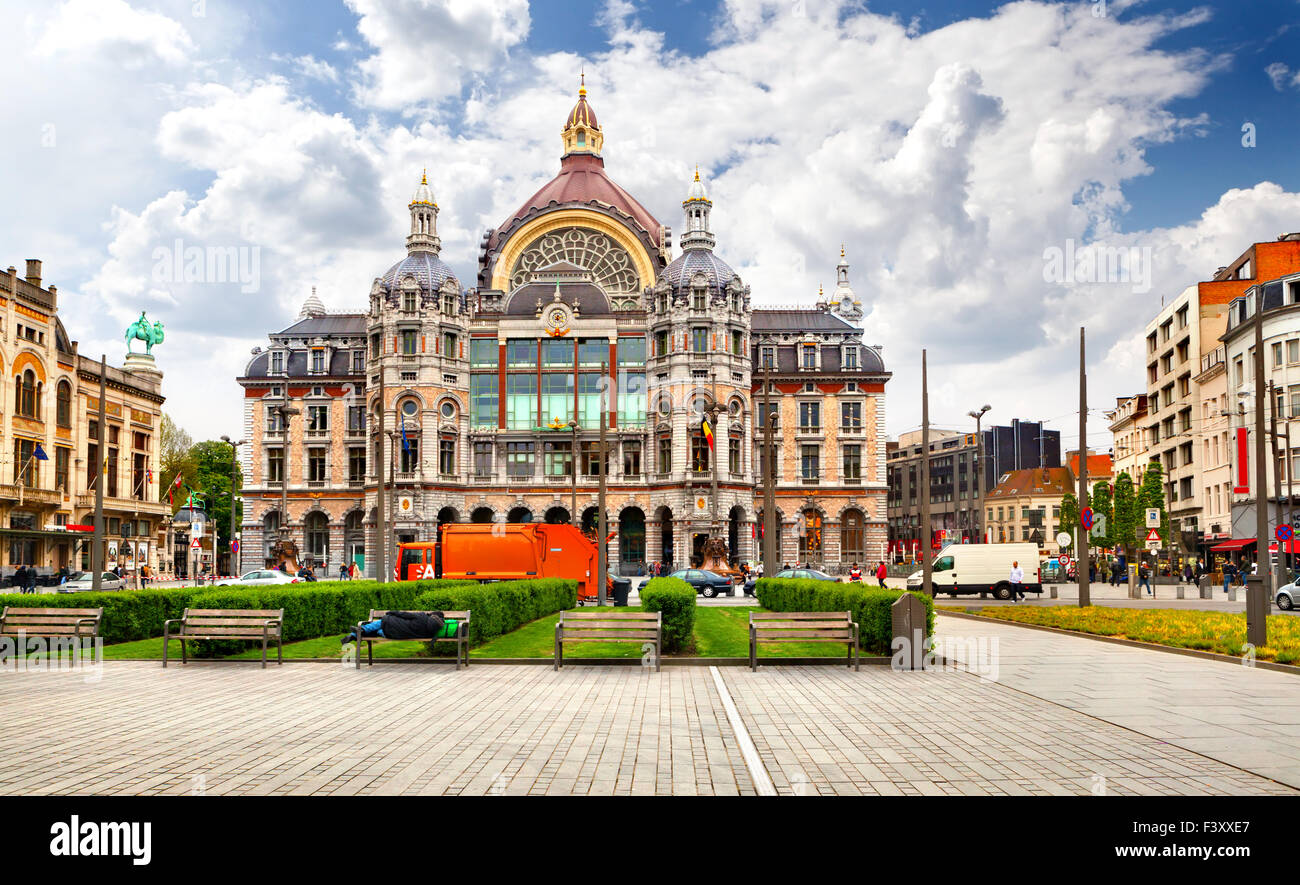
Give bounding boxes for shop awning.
[1209,538,1257,552]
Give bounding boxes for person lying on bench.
[342,610,458,645]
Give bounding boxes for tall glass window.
[692,328,708,352]
[506,442,534,477]
[507,339,536,368]
[470,338,497,367]
[618,372,646,427]
[577,373,603,427]
[401,330,418,355]
[506,375,537,430]
[545,441,573,476]
[542,339,573,368]
[541,374,573,425]
[617,337,646,365]
[470,375,499,428]
[578,338,607,368]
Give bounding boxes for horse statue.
[125,312,165,355]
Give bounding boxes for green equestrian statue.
[125,311,165,355]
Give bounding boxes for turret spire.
[562,74,602,157]
[680,167,715,252]
[407,170,441,254]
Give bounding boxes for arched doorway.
[507,506,533,523]
[841,508,866,567]
[304,512,330,568]
[437,506,459,526]
[619,507,645,574]
[655,506,673,567]
[544,506,570,525]
[344,511,365,575]
[470,507,494,523]
[581,506,598,535]
[728,506,743,566]
[797,508,823,566]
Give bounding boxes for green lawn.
[91,605,861,661]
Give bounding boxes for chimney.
[25,259,41,288]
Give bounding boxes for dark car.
[668,569,734,598]
[743,567,841,595]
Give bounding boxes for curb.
[938,609,1300,676]
[106,655,896,667]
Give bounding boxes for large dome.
[661,249,735,290]
[380,251,458,291]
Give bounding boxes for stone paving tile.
[718,666,1294,796]
[937,614,1300,788]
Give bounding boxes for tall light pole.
[598,361,609,606]
[967,404,991,543]
[276,405,299,565]
[1078,327,1090,607]
[1249,290,1269,647]
[568,419,580,526]
[920,349,932,597]
[762,344,778,574]
[219,435,247,576]
[91,355,107,592]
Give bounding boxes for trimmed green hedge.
[754,579,935,655]
[413,578,576,646]
[0,587,201,644]
[639,577,697,653]
[189,579,476,643]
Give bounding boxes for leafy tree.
[1138,459,1170,542]
[189,440,244,550]
[1060,491,1079,552]
[159,414,197,508]
[1091,480,1114,549]
[1112,470,1138,566]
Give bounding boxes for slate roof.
[751,309,858,332]
[986,467,1073,500]
[278,314,367,336]
[379,250,459,292]
[661,249,736,290]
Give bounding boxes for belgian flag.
[701,416,715,451]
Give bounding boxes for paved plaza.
[1,613,1296,796]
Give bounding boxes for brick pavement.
[0,655,1292,796]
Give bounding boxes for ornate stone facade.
[237,85,889,576]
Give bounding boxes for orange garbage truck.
[395,523,610,603]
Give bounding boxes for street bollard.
[890,594,927,671]
[1176,585,1185,600]
[1228,586,1237,602]
[1049,585,1058,599]
[1199,576,1211,600]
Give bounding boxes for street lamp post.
[275,406,300,559]
[220,435,247,576]
[761,343,778,575]
[567,420,579,526]
[967,404,991,543]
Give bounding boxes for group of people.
[846,562,890,588]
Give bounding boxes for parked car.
[214,569,301,587]
[1277,579,1296,611]
[668,569,734,598]
[57,572,125,592]
[770,568,841,582]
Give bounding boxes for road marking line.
[708,665,776,796]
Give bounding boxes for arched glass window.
[56,380,72,427]
[305,512,329,562]
[841,509,866,564]
[17,370,37,418]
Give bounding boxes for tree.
[159,414,197,509]
[1138,459,1170,540]
[1112,470,1138,568]
[1091,480,1114,550]
[189,440,244,550]
[1060,491,1079,552]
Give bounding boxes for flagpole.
[92,356,107,593]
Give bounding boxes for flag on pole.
[169,471,183,504]
[34,443,49,461]
[701,416,715,452]
[401,413,411,453]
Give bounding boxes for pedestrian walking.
[1223,561,1233,594]
[1009,560,1026,602]
[1139,560,1152,596]
[339,562,349,581]
[349,560,359,580]
[875,560,888,588]
[24,565,37,594]
[1088,559,1096,583]
[13,565,27,595]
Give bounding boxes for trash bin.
[612,577,631,607]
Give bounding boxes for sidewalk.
[936,613,1300,789]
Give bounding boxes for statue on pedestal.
[125,311,165,355]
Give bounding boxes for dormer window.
[442,294,456,315]
[403,292,417,312]
[802,344,818,370]
[310,349,326,373]
[270,351,284,374]
[692,288,706,311]
[576,131,585,146]
[760,346,775,369]
[844,346,859,370]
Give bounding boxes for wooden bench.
[749,611,859,671]
[162,609,284,668]
[354,609,471,670]
[0,607,102,664]
[554,611,661,672]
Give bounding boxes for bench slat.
[1,625,97,635]
[754,620,852,629]
[750,611,850,620]
[366,609,470,620]
[2,608,102,616]
[183,618,279,627]
[185,609,283,617]
[561,612,658,620]
[753,629,853,638]
[363,636,461,643]
[556,619,657,629]
[753,637,856,644]
[176,628,277,637]
[3,615,100,624]
[559,631,659,641]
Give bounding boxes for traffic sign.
[231,539,240,554]
[1056,532,1072,548]
[1081,508,1094,530]
[1146,540,1162,551]
[1276,524,1294,543]
[1059,554,1072,568]
[189,537,201,550]
[1145,508,1160,528]
[1145,529,1161,543]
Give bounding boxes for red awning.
[1209,539,1257,552]
[1268,539,1300,554]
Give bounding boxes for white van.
[906,543,1043,598]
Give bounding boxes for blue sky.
[5,0,1300,447]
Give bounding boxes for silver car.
[1277,580,1296,611]
[57,572,125,592]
